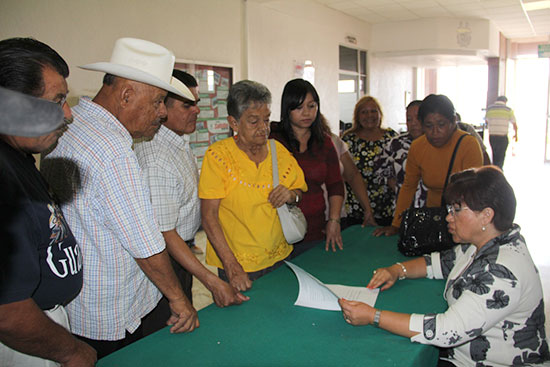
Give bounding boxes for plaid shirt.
[134,125,201,241]
[42,97,164,341]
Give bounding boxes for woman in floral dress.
[342,96,397,226]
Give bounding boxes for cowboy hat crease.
[80,37,195,101]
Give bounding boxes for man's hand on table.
[372,225,399,237]
[226,263,252,292]
[167,297,199,333]
[209,278,250,307]
[61,339,97,367]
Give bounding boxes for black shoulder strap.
[441,133,468,206]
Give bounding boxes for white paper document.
[285,261,379,311]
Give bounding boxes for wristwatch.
[373,309,381,327]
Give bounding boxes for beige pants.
[0,305,70,367]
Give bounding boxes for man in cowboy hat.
[0,37,96,367]
[42,38,199,358]
[134,70,249,312]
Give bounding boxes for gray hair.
[227,80,271,120]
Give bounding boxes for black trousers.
[489,135,509,169]
[76,297,172,359]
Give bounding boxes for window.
[338,46,367,132]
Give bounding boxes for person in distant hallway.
[485,96,517,169]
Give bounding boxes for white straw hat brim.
[80,62,193,100]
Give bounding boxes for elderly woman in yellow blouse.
[199,80,307,292]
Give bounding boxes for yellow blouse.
[199,137,307,272]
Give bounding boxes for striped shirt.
[485,101,516,136]
[134,125,201,241]
[42,97,164,341]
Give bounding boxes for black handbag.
[397,134,467,257]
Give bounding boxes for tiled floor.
[190,139,550,337]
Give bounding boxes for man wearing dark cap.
[485,96,518,169]
[0,36,96,367]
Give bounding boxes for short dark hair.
[418,94,456,126]
[227,80,271,120]
[0,37,69,97]
[406,100,422,110]
[103,73,117,86]
[496,96,508,103]
[280,78,324,152]
[165,69,198,105]
[444,166,516,231]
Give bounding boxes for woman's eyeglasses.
[446,204,471,217]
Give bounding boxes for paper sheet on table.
[285,261,379,311]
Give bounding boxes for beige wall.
[2,0,498,134]
[368,57,413,131]
[246,1,371,132]
[0,0,244,101]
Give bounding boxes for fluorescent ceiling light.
[523,0,550,11]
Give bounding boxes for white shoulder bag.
[269,139,307,244]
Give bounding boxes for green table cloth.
[98,225,447,366]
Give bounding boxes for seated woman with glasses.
[340,166,549,367]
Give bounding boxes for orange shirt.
[392,129,483,227]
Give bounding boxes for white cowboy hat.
[0,86,64,137]
[80,37,194,101]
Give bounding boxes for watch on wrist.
[373,309,381,327]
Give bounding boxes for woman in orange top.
[374,94,483,236]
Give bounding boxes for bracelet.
[373,309,381,327]
[395,262,407,280]
[328,218,340,223]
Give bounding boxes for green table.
[98,225,447,366]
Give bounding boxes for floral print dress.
[342,128,397,226]
[378,132,428,208]
[410,225,549,366]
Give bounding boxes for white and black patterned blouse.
[409,225,549,366]
[378,132,427,208]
